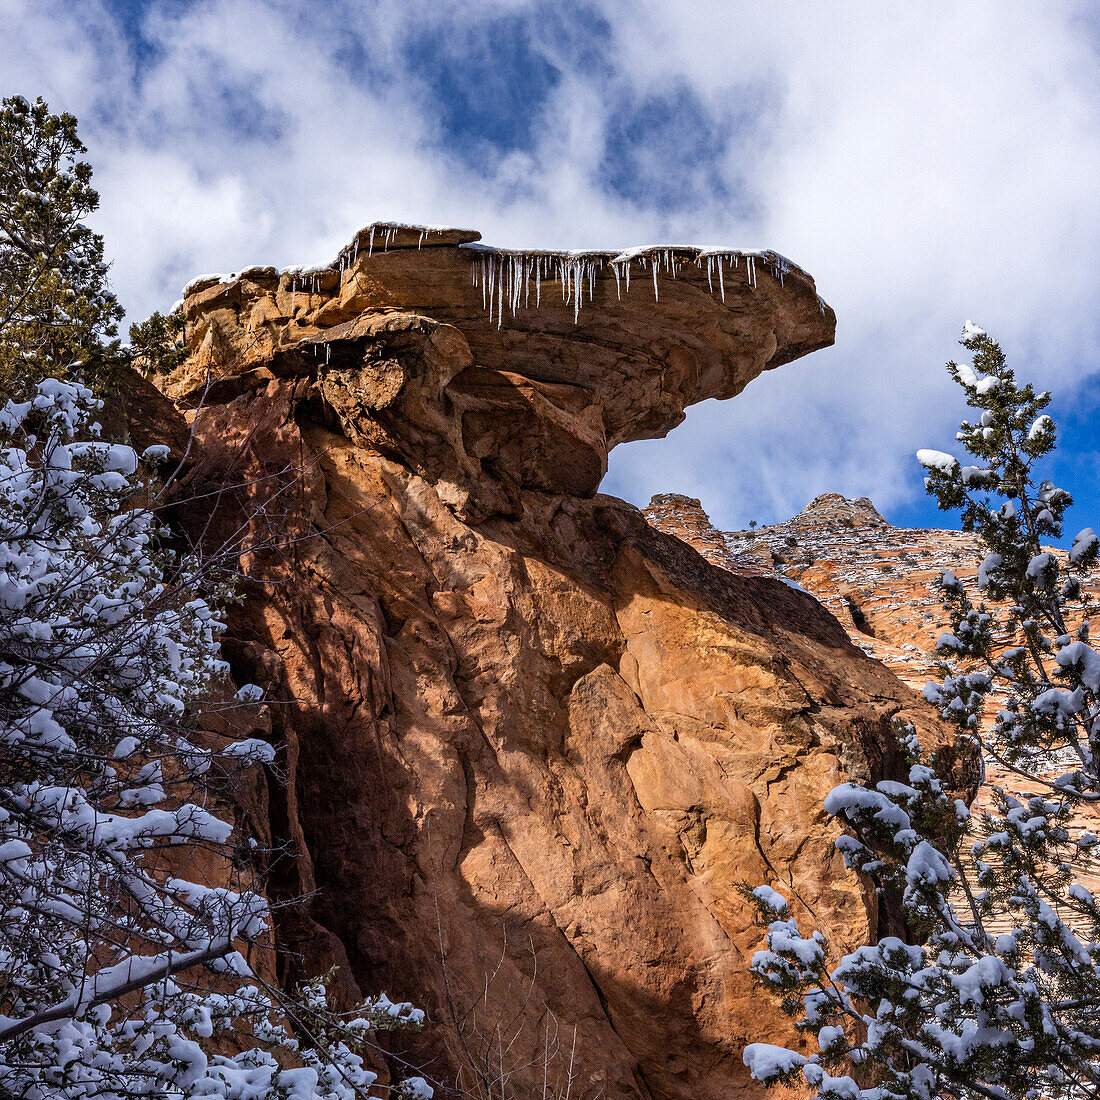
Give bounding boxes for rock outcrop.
[151,225,944,1099]
[653,492,985,659]
[649,493,1093,938]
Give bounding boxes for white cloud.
[595,1,1100,526]
[2,0,1097,528]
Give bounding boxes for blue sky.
[3,0,1099,537]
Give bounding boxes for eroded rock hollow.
[146,225,944,1099]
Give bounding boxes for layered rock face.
[155,226,943,1099]
[645,492,991,726]
[648,493,1091,937]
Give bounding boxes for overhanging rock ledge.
[141,223,948,1100]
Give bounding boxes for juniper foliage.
[0,379,434,1099]
[130,307,187,376]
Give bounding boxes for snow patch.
[916,449,958,474]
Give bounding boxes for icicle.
[369,226,375,256]
[464,242,797,324]
[418,228,425,248]
[325,344,331,364]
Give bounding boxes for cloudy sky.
[4,0,1099,532]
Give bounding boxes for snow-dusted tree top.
[181,220,826,327]
[744,325,1100,1100]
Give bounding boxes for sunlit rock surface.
[651,492,1093,941]
[146,225,952,1099]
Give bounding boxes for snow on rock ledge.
[166,221,835,500]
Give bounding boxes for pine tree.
[0,95,123,393]
[129,307,187,376]
[744,323,1100,1100]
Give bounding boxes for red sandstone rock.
[148,230,948,1099]
[648,492,1095,941]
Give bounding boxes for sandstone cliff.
[147,225,946,1099]
[648,492,1091,939]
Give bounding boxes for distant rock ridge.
[798,492,887,527]
[646,490,1097,938]
[643,493,751,574]
[646,492,980,661]
[143,223,960,1099]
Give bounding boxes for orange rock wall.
[152,232,944,1099]
[648,492,1093,940]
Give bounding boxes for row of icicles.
[283,229,806,328]
[288,227,442,311]
[469,249,782,328]
[335,224,439,274]
[288,226,404,308]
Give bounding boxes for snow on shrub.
[0,379,431,1098]
[745,326,1100,1100]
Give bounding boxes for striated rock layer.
[151,226,946,1099]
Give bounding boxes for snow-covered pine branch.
[0,378,433,1099]
[744,325,1100,1100]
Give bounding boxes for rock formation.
[649,492,984,659]
[148,224,950,1099]
[648,492,1092,939]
